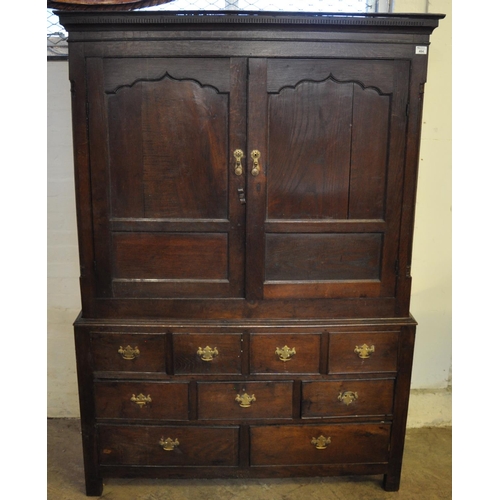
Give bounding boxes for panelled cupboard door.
[247,58,410,300]
[86,55,409,302]
[86,57,247,299]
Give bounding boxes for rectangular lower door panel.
[265,233,382,281]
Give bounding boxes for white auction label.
[415,46,428,54]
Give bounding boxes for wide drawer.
[90,332,166,372]
[94,381,189,420]
[302,379,394,418]
[173,333,242,374]
[98,424,239,466]
[250,423,390,465]
[250,333,321,374]
[329,331,399,373]
[197,381,293,420]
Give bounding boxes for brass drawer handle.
[234,149,244,176]
[354,344,375,359]
[311,435,331,450]
[338,391,358,405]
[159,437,180,451]
[118,345,140,360]
[250,150,261,176]
[130,393,152,407]
[275,345,296,362]
[197,346,218,362]
[235,393,256,408]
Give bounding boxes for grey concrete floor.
[48,419,451,499]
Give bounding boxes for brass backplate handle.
[235,393,256,408]
[275,345,296,362]
[118,345,140,360]
[197,346,219,362]
[159,437,180,451]
[354,344,375,359]
[250,150,261,176]
[311,435,331,450]
[130,393,152,407]
[234,149,244,176]
[338,391,358,405]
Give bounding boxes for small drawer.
[329,331,399,374]
[94,381,189,420]
[99,424,239,466]
[90,332,166,372]
[250,423,390,465]
[173,333,242,374]
[197,381,293,420]
[301,379,394,418]
[250,333,321,374]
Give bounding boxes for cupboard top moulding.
[58,11,444,322]
[59,11,443,44]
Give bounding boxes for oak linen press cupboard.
[57,9,444,496]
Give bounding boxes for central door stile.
[228,57,248,298]
[245,58,268,301]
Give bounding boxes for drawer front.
[99,425,239,466]
[329,332,399,373]
[95,381,189,420]
[90,332,166,372]
[250,333,321,374]
[250,423,390,465]
[198,381,293,420]
[173,333,242,374]
[302,379,394,418]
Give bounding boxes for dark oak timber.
[59,10,443,496]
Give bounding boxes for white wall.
[395,0,451,389]
[47,1,452,425]
[393,0,452,424]
[47,61,81,417]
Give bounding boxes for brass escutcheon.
[130,393,152,407]
[338,391,358,405]
[275,345,296,362]
[311,435,331,450]
[159,437,180,451]
[354,344,375,359]
[235,393,256,408]
[118,345,140,360]
[197,346,219,362]
[234,149,244,176]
